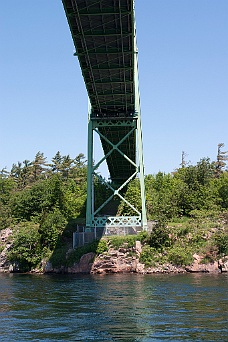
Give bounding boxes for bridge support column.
[134,43,147,230]
[85,114,147,232]
[86,103,94,230]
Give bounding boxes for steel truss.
[86,102,147,231]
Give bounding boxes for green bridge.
[62,0,147,232]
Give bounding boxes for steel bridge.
[62,0,147,231]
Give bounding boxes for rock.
[193,253,201,261]
[185,257,219,273]
[43,261,53,273]
[91,246,142,274]
[135,240,142,254]
[0,228,12,242]
[68,252,95,274]
[218,257,228,272]
[8,264,14,272]
[0,228,13,272]
[136,262,145,273]
[118,248,127,253]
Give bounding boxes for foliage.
[109,235,139,249]
[213,229,228,255]
[139,245,158,266]
[0,202,11,230]
[96,239,109,254]
[49,245,69,268]
[148,220,171,250]
[217,172,228,208]
[7,222,42,272]
[62,179,87,219]
[200,243,219,263]
[1,150,228,271]
[215,143,228,178]
[145,159,227,220]
[9,178,56,221]
[167,246,193,266]
[117,179,141,216]
[39,208,67,250]
[137,230,150,244]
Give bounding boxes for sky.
[0,0,227,176]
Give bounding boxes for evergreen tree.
[61,155,73,180]
[51,151,63,173]
[20,160,33,188]
[32,152,47,181]
[215,143,228,178]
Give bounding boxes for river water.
[0,273,227,341]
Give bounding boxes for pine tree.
[51,151,63,173]
[32,152,47,181]
[215,143,228,178]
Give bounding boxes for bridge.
[62,0,147,232]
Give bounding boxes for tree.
[217,171,228,209]
[39,208,67,250]
[145,173,182,220]
[215,143,228,178]
[32,152,47,181]
[196,158,215,186]
[51,151,63,173]
[10,162,22,182]
[71,153,87,182]
[117,178,141,216]
[20,160,33,188]
[61,155,73,180]
[0,168,9,178]
[180,151,188,168]
[9,175,63,221]
[7,222,42,271]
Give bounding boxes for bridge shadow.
[47,217,141,274]
[47,182,132,273]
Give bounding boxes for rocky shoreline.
[1,228,227,274]
[59,240,228,275]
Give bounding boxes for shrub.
[49,245,68,268]
[167,246,193,266]
[148,220,171,250]
[139,245,157,266]
[137,231,150,244]
[95,239,109,255]
[213,230,228,255]
[109,235,138,249]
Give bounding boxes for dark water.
[0,273,227,341]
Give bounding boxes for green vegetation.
[108,235,140,249]
[139,215,227,268]
[0,146,227,272]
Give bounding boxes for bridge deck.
[62,0,137,183]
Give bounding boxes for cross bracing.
[62,0,147,230]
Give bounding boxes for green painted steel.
[62,0,147,230]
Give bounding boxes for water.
[0,273,227,341]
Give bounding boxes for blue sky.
[0,1,227,176]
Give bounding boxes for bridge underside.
[62,0,147,230]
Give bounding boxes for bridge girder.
[62,0,147,231]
